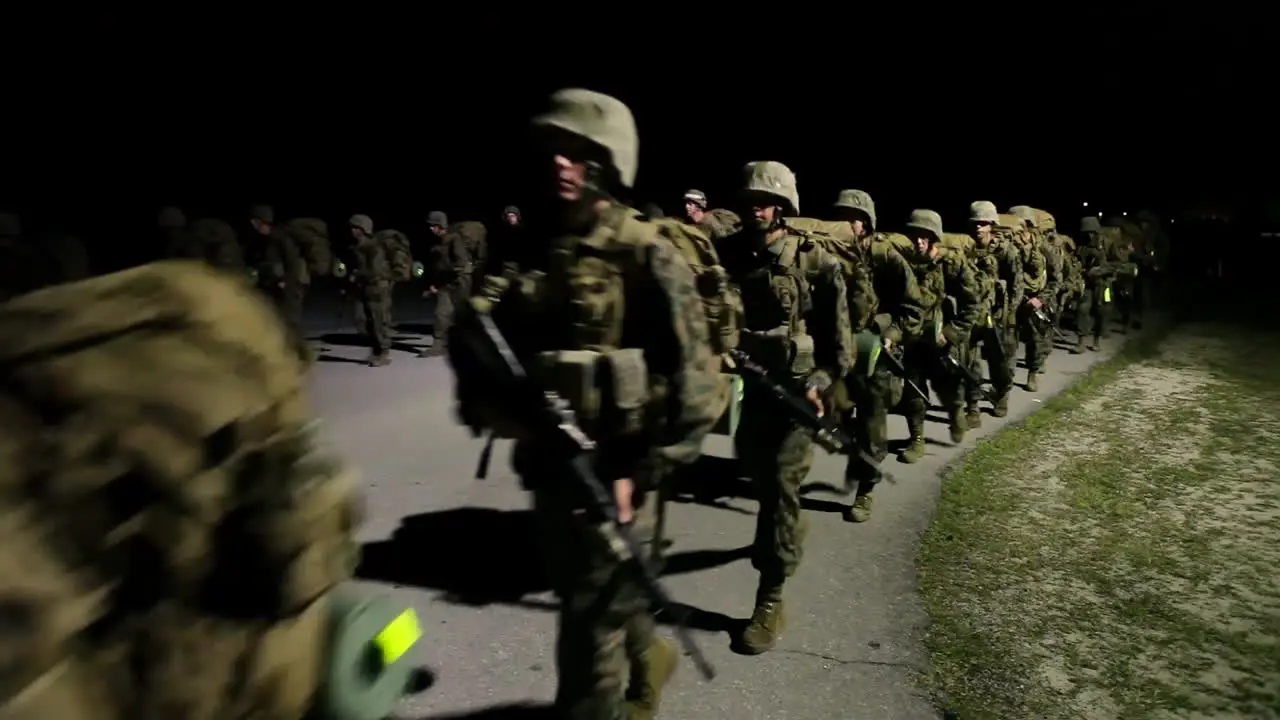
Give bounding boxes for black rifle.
[937,349,1001,404]
[874,344,930,403]
[728,349,893,488]
[453,309,715,680]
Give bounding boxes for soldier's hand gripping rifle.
[936,347,1001,404]
[727,348,893,488]
[451,306,716,681]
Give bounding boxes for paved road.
[304,291,1135,719]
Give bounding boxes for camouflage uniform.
[245,204,310,360]
[900,210,981,462]
[347,214,394,366]
[423,210,471,358]
[1072,216,1114,352]
[460,89,719,720]
[1011,206,1060,392]
[717,161,853,654]
[1056,234,1084,326]
[1104,218,1143,330]
[829,189,926,522]
[964,202,1020,422]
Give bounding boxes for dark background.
[1,9,1272,242]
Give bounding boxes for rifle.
[874,343,930,403]
[452,308,716,680]
[936,348,1000,404]
[727,349,893,488]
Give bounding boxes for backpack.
[703,208,742,239]
[450,221,488,271]
[188,217,244,271]
[1029,207,1056,231]
[0,260,364,719]
[374,229,414,282]
[784,216,856,243]
[285,217,333,278]
[873,231,917,257]
[940,232,975,256]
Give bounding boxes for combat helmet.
[157,206,186,228]
[531,88,639,188]
[250,204,275,224]
[1080,216,1102,233]
[904,209,944,243]
[742,161,799,215]
[833,189,877,231]
[969,201,999,223]
[1008,206,1037,228]
[683,189,709,208]
[348,214,374,234]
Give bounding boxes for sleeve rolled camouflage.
[1022,241,1047,295]
[845,260,879,333]
[803,246,854,392]
[942,255,982,337]
[642,238,721,467]
[1042,240,1063,301]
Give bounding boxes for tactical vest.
[735,234,817,378]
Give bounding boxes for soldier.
[899,209,981,459]
[684,188,740,241]
[245,204,311,360]
[346,214,394,367]
[829,189,925,522]
[1011,206,1060,392]
[1072,216,1114,352]
[422,210,470,358]
[451,88,720,719]
[716,161,853,653]
[502,205,521,227]
[156,206,202,259]
[964,201,1020,423]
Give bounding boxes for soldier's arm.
[847,261,879,333]
[449,233,470,275]
[944,257,982,338]
[885,249,926,342]
[1024,243,1047,295]
[804,248,854,390]
[1043,244,1063,299]
[640,238,721,468]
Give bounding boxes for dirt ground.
[919,323,1280,719]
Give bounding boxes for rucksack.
[703,208,742,239]
[784,216,857,243]
[449,221,488,271]
[873,231,917,257]
[375,229,414,282]
[0,260,365,718]
[188,217,244,271]
[285,217,333,278]
[940,232,975,256]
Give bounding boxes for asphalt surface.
[303,287,1136,720]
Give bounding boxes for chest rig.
[734,234,816,378]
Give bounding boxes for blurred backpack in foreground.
[0,261,422,720]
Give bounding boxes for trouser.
[842,368,895,496]
[1075,282,1112,340]
[734,390,813,582]
[263,282,309,359]
[533,478,658,720]
[901,341,963,421]
[433,275,472,354]
[1120,274,1147,326]
[968,324,1014,403]
[1018,303,1053,373]
[353,282,392,354]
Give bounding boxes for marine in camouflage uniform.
[346,214,394,367]
[717,161,853,654]
[828,189,925,522]
[456,89,719,720]
[502,205,522,227]
[1103,216,1143,331]
[964,201,1021,424]
[245,204,311,361]
[683,188,739,241]
[899,210,981,461]
[1071,216,1115,352]
[1011,206,1060,392]
[422,210,470,358]
[1055,233,1084,329]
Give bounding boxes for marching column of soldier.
[0,86,1168,720]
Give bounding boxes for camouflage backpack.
[873,231,917,258]
[0,261,379,719]
[449,221,489,272]
[285,217,333,279]
[375,229,414,282]
[187,217,244,271]
[940,232,975,256]
[701,208,742,240]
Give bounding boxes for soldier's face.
[552,153,588,202]
[684,201,700,219]
[504,213,519,226]
[751,204,777,225]
[250,218,271,235]
[430,225,445,237]
[850,219,866,236]
[912,234,934,257]
[972,221,993,244]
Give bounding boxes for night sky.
[3,10,1270,238]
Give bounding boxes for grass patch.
[919,321,1280,720]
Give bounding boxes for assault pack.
[285,217,334,281]
[0,261,422,720]
[187,216,244,271]
[450,220,489,272]
[374,229,414,282]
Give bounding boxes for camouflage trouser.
[843,368,894,494]
[735,390,813,581]
[433,275,472,354]
[1018,303,1053,373]
[353,282,393,354]
[1075,282,1112,340]
[968,323,1014,403]
[533,479,658,720]
[901,341,962,420]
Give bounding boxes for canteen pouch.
[535,349,649,439]
[789,333,815,377]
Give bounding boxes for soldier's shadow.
[668,455,851,516]
[314,332,371,348]
[406,703,555,719]
[396,322,435,335]
[356,507,742,634]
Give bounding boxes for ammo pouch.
[738,328,814,378]
[535,348,650,440]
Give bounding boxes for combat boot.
[1025,371,1039,392]
[992,392,1010,418]
[368,352,391,367]
[845,493,873,523]
[899,419,926,464]
[417,346,439,358]
[1088,335,1101,351]
[1071,336,1086,355]
[948,407,967,444]
[737,580,786,655]
[625,636,679,720]
[965,402,983,429]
